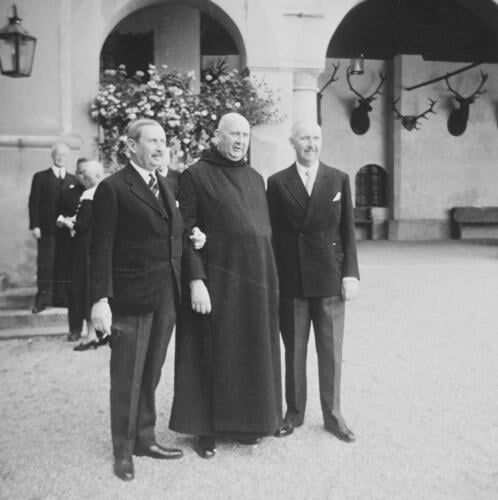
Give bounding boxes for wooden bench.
[450,206,498,239]
[354,207,373,240]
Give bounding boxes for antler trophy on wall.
[444,71,488,136]
[346,67,386,135]
[392,98,437,131]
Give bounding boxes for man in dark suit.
[28,143,84,315]
[89,119,184,481]
[267,121,360,442]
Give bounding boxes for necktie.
[304,170,313,196]
[148,173,160,199]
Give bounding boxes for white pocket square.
[332,192,341,202]
[176,201,179,208]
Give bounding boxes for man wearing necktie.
[267,121,360,442]
[28,143,84,313]
[89,119,184,481]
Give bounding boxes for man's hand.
[189,227,206,250]
[91,299,112,336]
[190,279,211,314]
[342,278,359,302]
[32,227,41,239]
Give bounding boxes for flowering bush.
[90,63,281,170]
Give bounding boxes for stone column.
[292,69,320,124]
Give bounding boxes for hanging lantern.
[0,4,37,77]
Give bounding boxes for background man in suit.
[28,143,84,316]
[89,118,184,481]
[267,121,360,442]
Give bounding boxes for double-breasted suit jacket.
[267,161,359,429]
[267,162,359,298]
[90,163,183,315]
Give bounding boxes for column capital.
[293,69,321,92]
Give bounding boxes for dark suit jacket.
[267,162,359,298]
[165,168,180,196]
[89,164,183,316]
[28,169,83,233]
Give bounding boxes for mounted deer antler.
[346,67,386,135]
[392,98,437,131]
[444,71,488,136]
[317,62,340,125]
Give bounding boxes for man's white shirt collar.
[296,161,319,188]
[51,165,66,179]
[130,160,156,185]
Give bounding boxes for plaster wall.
[320,58,390,204]
[394,55,498,222]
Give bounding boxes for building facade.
[1,0,498,286]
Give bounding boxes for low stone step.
[0,308,67,331]
[0,326,68,340]
[0,287,36,310]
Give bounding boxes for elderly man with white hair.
[28,142,84,317]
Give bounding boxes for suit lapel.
[302,163,336,228]
[124,164,168,218]
[157,173,177,221]
[283,163,308,211]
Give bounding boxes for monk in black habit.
[169,113,284,457]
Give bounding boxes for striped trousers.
[109,281,176,459]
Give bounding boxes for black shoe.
[197,436,216,459]
[67,332,80,342]
[274,422,294,438]
[326,424,356,443]
[32,304,46,314]
[73,340,99,351]
[134,443,183,460]
[236,437,261,445]
[113,457,134,481]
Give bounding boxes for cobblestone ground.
[1,241,498,500]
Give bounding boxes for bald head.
[289,121,322,167]
[215,113,251,162]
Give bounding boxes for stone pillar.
[292,69,320,124]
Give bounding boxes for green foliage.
[90,62,281,169]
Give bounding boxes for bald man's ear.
[289,137,296,148]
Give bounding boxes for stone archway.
[99,0,247,71]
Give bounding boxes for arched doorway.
[100,2,245,86]
[322,0,498,240]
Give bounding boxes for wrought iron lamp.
[0,4,36,77]
[349,54,364,75]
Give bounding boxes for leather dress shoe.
[67,332,80,342]
[73,340,99,351]
[197,436,216,459]
[32,304,46,314]
[274,422,294,438]
[134,443,183,460]
[113,457,134,481]
[236,437,261,445]
[326,425,356,443]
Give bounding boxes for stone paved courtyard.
[1,241,498,499]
